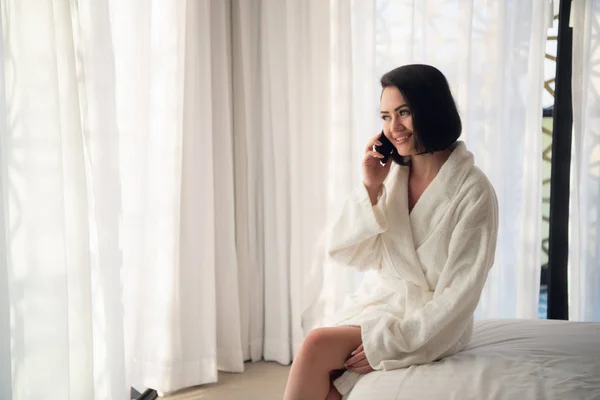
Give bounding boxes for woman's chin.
[394,143,415,156]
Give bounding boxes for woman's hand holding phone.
[363,132,393,205]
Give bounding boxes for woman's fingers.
[365,133,383,153]
[344,351,365,367]
[350,359,370,368]
[365,151,384,160]
[350,344,363,356]
[345,345,374,374]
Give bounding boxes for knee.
[297,328,330,361]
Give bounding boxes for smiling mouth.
[393,133,412,144]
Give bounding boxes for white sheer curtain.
[115,0,245,393]
[0,1,126,399]
[570,0,600,322]
[232,0,334,364]
[0,0,245,396]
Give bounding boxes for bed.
[346,319,600,400]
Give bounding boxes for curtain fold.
[119,0,245,392]
[231,0,265,365]
[570,0,600,322]
[232,0,335,364]
[0,5,13,400]
[0,0,127,398]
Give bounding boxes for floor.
[160,361,291,400]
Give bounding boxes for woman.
[284,64,499,400]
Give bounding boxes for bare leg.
[325,385,343,400]
[283,326,362,400]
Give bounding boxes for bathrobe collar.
[381,141,474,288]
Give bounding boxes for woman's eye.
[399,110,410,116]
[381,116,390,121]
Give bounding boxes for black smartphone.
[373,131,396,166]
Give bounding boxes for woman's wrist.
[364,183,382,205]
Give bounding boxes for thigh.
[301,326,362,371]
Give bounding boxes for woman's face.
[380,86,416,156]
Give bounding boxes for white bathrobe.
[324,141,499,395]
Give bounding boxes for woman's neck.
[409,149,452,181]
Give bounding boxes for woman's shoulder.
[452,165,498,226]
[444,142,495,201]
[463,165,496,201]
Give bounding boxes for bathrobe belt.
[377,273,435,310]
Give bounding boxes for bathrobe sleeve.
[326,183,388,271]
[360,188,499,369]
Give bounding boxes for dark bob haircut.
[380,64,462,165]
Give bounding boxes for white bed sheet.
[346,319,600,400]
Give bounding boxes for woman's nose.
[392,119,405,131]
